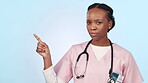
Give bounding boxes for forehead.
[87,8,107,20]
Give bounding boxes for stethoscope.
[74,39,114,83]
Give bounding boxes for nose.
[90,24,97,31]
[90,27,96,31]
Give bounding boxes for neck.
[91,37,110,46]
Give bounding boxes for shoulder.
[113,44,137,67]
[113,43,131,54]
[71,41,89,49]
[113,43,133,59]
[65,41,89,62]
[65,41,89,54]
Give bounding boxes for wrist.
[43,55,52,70]
[43,54,51,59]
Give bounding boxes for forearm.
[43,66,65,83]
[43,55,52,70]
[43,56,65,83]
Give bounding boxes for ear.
[108,20,113,30]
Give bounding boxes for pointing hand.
[33,34,50,58]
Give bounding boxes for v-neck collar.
[86,42,115,62]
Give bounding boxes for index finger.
[33,34,43,42]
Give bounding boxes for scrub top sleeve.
[123,54,143,83]
[54,46,74,83]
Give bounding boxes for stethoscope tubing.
[74,39,113,79]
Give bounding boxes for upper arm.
[123,54,143,83]
[54,46,75,83]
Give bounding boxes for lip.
[90,33,97,37]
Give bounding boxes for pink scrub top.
[54,41,143,83]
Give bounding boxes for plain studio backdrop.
[0,0,147,83]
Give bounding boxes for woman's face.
[86,8,112,41]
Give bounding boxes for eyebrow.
[95,19,103,21]
[87,19,103,21]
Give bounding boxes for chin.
[91,36,100,41]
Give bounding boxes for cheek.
[101,23,110,30]
[86,25,90,31]
[96,25,109,34]
[86,25,88,29]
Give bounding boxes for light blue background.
[0,0,147,83]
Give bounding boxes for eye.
[96,22,102,25]
[87,21,91,25]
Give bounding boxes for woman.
[34,3,143,83]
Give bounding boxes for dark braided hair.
[88,3,115,32]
